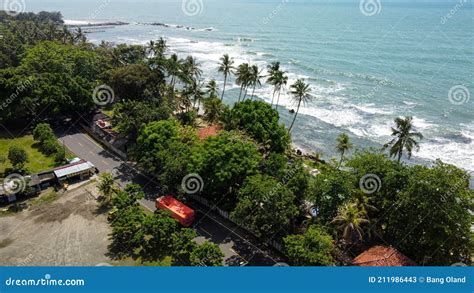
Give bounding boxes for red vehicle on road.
[155,196,195,227]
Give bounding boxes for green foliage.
[190,242,224,266]
[98,172,117,202]
[383,161,473,265]
[231,174,298,239]
[7,145,28,170]
[136,120,197,189]
[203,97,225,124]
[108,64,159,100]
[188,131,261,205]
[109,205,147,257]
[283,225,335,266]
[112,99,170,141]
[140,211,180,261]
[32,123,55,144]
[112,184,145,210]
[171,228,198,266]
[225,100,290,153]
[0,41,106,121]
[307,167,356,222]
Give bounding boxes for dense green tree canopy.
[108,64,160,101]
[224,100,290,153]
[231,174,298,239]
[0,41,106,121]
[283,225,335,266]
[188,131,262,205]
[190,242,224,266]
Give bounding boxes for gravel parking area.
[0,182,111,266]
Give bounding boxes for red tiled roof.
[198,125,221,140]
[352,245,417,266]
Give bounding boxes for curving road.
[56,124,284,266]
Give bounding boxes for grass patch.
[0,134,76,177]
[0,135,57,175]
[0,203,27,217]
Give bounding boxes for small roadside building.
[352,245,417,266]
[53,160,96,183]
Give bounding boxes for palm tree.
[186,80,205,109]
[206,79,219,98]
[166,54,183,92]
[235,63,250,102]
[98,172,117,203]
[336,133,353,167]
[331,202,369,244]
[383,116,423,163]
[182,56,202,84]
[249,65,263,100]
[267,62,288,110]
[288,79,312,132]
[218,54,234,101]
[203,97,224,124]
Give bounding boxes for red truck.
[155,195,195,227]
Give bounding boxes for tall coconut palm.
[331,202,369,244]
[206,79,219,98]
[166,54,183,92]
[383,116,423,162]
[235,63,250,102]
[182,56,202,84]
[218,54,234,101]
[267,62,288,109]
[98,172,117,203]
[288,79,312,132]
[249,65,263,100]
[336,133,353,167]
[203,97,224,124]
[186,80,205,109]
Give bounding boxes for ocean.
[24,0,473,175]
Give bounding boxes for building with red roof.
[352,245,417,266]
[197,125,221,140]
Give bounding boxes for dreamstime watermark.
[3,173,27,195]
[359,173,382,194]
[261,0,289,25]
[448,85,470,105]
[17,254,34,266]
[359,0,382,17]
[181,0,204,16]
[5,274,85,287]
[264,162,299,203]
[3,0,26,17]
[92,84,115,106]
[181,173,204,194]
[440,0,467,25]
[0,77,34,111]
[89,0,111,20]
[441,171,473,203]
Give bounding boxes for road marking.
[101,160,110,166]
[199,227,212,237]
[83,134,103,149]
[78,142,83,147]
[229,248,247,260]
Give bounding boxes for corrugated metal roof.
[54,161,95,178]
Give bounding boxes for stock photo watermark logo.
[359,173,382,194]
[440,0,467,25]
[0,78,33,111]
[261,0,289,26]
[89,0,111,21]
[3,0,26,16]
[92,84,115,106]
[448,85,470,105]
[182,0,204,16]
[181,173,204,194]
[3,173,27,195]
[359,0,382,17]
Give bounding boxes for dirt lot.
[0,182,111,266]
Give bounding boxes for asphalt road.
[56,125,284,266]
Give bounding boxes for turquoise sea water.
[25,0,474,173]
